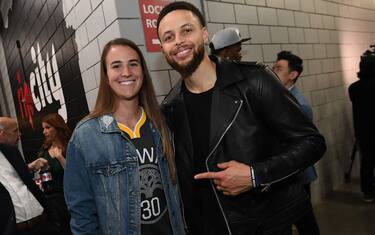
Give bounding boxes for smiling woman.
[63,38,186,235]
[106,45,144,101]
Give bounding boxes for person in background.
[209,27,251,61]
[34,113,72,194]
[273,50,320,235]
[0,117,61,235]
[157,2,326,235]
[64,38,186,235]
[348,47,375,202]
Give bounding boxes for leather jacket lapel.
[208,59,245,159]
[208,88,241,155]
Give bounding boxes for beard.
[165,43,205,77]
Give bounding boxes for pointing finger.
[194,171,222,180]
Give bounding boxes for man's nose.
[175,34,185,45]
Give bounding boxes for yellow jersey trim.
[117,108,146,139]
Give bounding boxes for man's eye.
[163,35,173,42]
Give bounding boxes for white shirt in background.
[0,150,44,223]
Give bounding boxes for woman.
[64,38,186,235]
[34,113,72,193]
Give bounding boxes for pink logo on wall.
[139,0,171,52]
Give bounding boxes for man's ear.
[159,44,166,55]
[202,27,209,44]
[290,71,299,81]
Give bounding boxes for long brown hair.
[42,113,72,156]
[89,38,176,183]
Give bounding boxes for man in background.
[209,27,251,62]
[348,47,375,202]
[0,117,59,235]
[273,51,320,235]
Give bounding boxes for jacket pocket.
[87,160,137,234]
[88,160,137,197]
[93,162,127,176]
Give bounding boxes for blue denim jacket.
[64,114,186,235]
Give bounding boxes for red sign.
[139,0,171,52]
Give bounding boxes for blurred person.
[348,46,375,202]
[209,27,251,61]
[33,113,72,194]
[273,51,319,235]
[157,2,326,235]
[64,38,186,235]
[0,117,62,235]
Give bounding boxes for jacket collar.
[162,55,248,106]
[211,55,247,90]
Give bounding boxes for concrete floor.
[302,179,375,235]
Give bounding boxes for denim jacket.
[64,114,186,235]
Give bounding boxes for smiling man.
[157,2,326,235]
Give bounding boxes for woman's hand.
[49,146,63,159]
[49,146,66,169]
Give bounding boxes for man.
[157,2,326,235]
[273,51,320,234]
[348,47,375,202]
[209,27,251,61]
[0,117,59,235]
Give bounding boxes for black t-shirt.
[118,113,173,235]
[183,83,225,234]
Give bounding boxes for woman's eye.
[129,62,140,67]
[112,64,121,69]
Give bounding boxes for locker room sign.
[139,0,171,52]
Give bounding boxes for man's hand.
[28,158,49,171]
[194,160,253,196]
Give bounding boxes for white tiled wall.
[1,0,374,204]
[67,0,374,203]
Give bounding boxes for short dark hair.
[277,50,303,80]
[156,1,206,38]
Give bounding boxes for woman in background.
[36,113,72,193]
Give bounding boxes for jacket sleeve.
[249,68,326,186]
[64,133,100,235]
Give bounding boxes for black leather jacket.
[162,57,326,234]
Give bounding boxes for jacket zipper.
[205,99,243,235]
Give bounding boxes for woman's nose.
[121,65,131,77]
